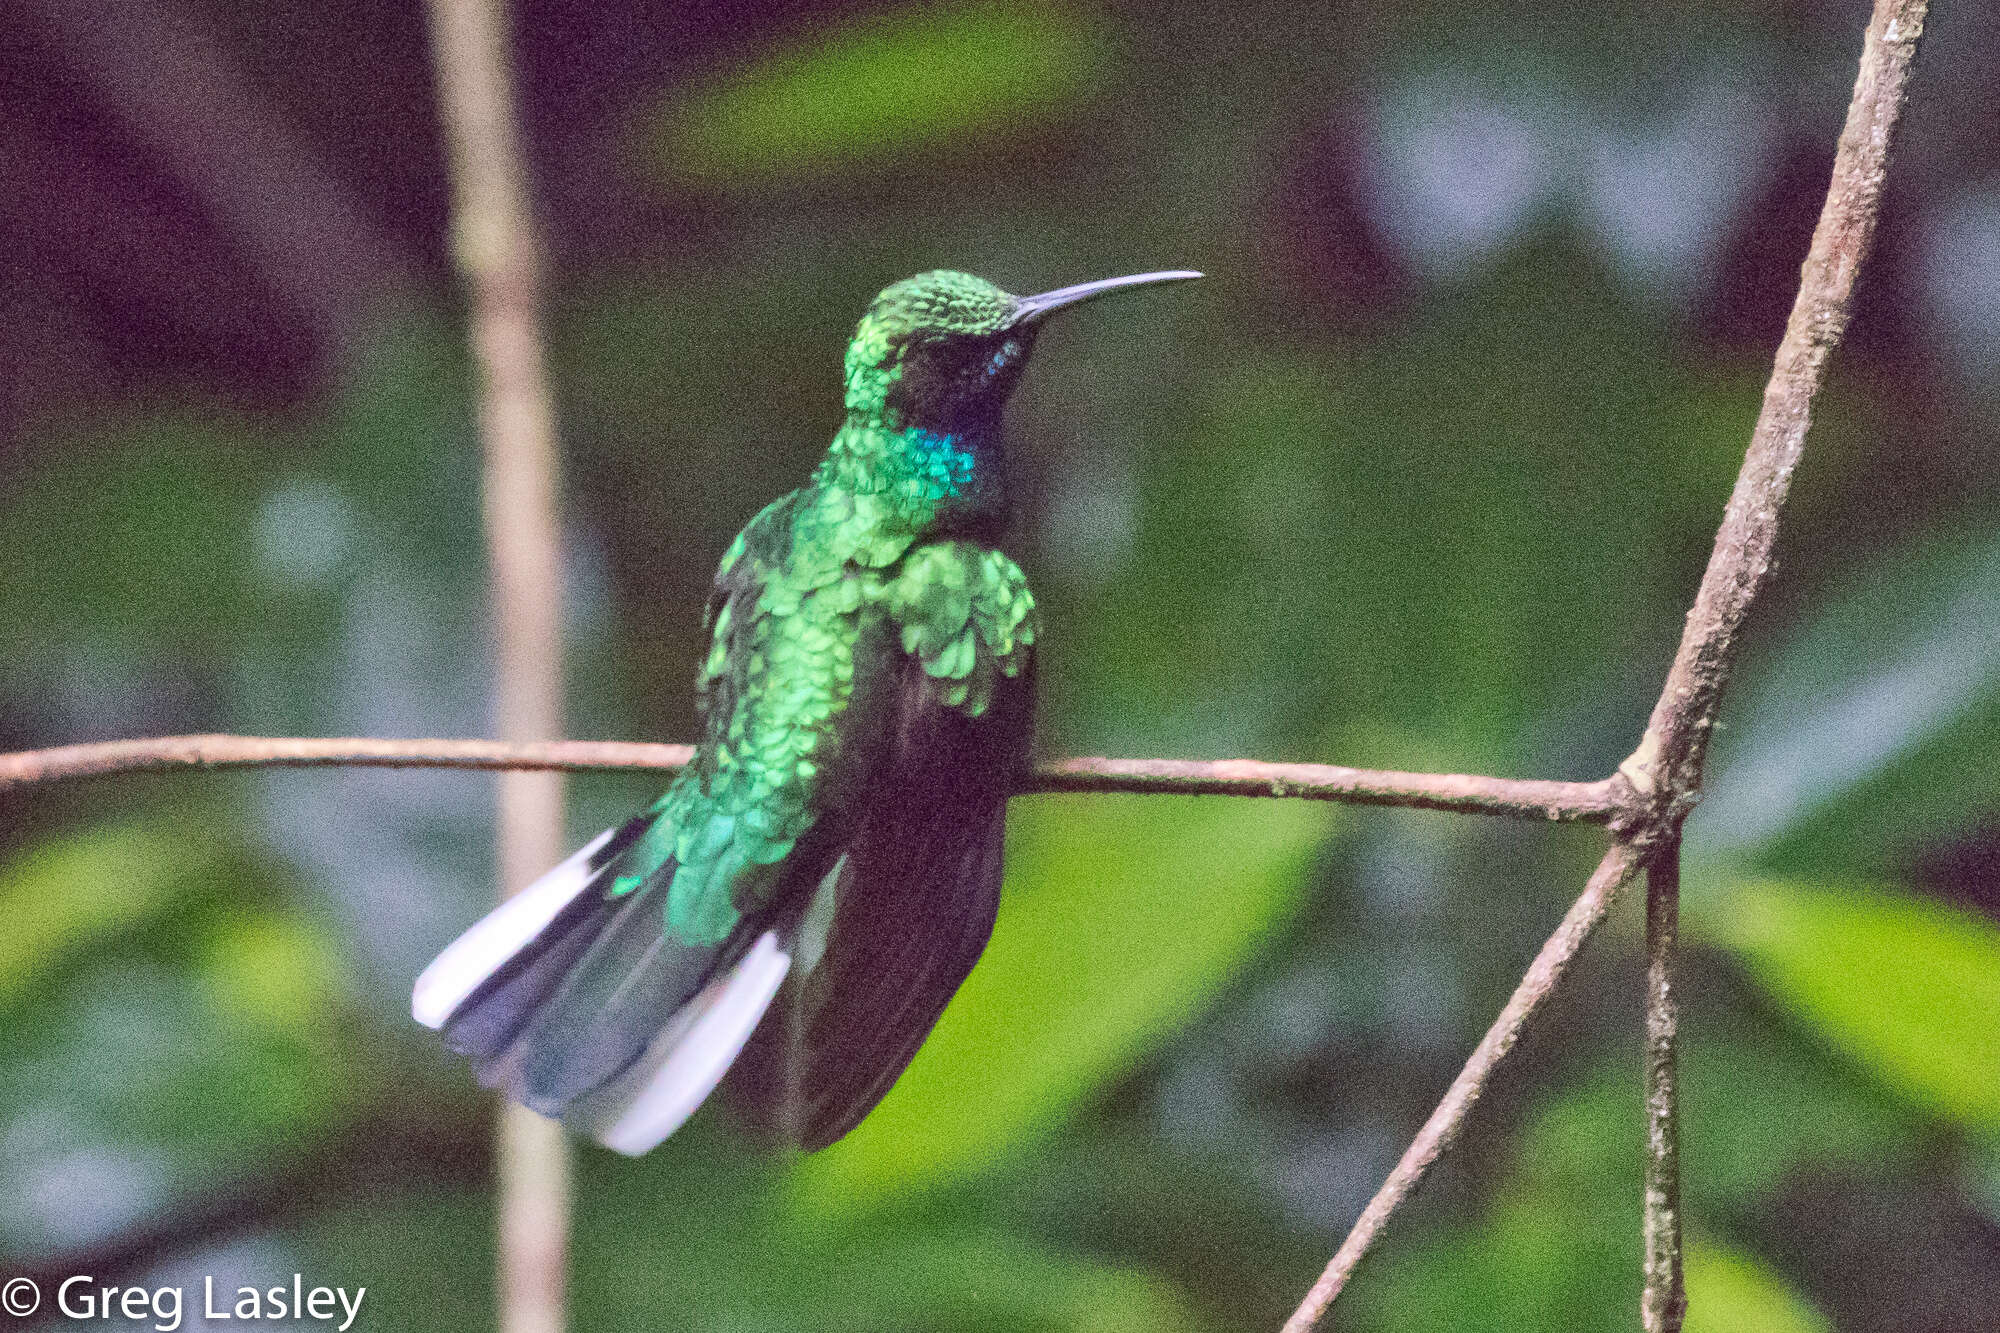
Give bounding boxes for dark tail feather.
[417,807,825,1154]
[416,812,718,1117]
[415,816,645,1038]
[501,872,718,1114]
[428,817,645,1064]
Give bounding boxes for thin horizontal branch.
[1280,841,1646,1333]
[0,733,1630,822]
[0,734,696,787]
[1034,756,1625,820]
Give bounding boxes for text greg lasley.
[204,1275,365,1328]
[56,1275,365,1332]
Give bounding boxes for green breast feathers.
[631,501,1035,947]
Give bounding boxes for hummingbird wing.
[755,540,1039,1148]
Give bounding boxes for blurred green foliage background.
[2,0,1998,1328]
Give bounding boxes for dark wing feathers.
[796,795,1008,1148]
[774,649,1033,1148]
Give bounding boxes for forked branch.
[1283,2,1930,1329]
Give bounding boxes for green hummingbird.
[414,267,1200,1153]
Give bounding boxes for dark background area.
[2,1,1998,1328]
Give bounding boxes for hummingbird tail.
[411,818,640,1031]
[411,809,799,1155]
[564,928,792,1154]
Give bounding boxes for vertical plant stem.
[1641,848,1684,1333]
[424,2,569,1331]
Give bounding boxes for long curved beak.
[1007,269,1203,327]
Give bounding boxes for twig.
[1279,843,1645,1333]
[0,734,1629,823]
[1640,848,1684,1333]
[424,1,571,1331]
[0,734,693,787]
[1284,3,1929,1329]
[1034,757,1627,821]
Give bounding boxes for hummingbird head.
[842,268,1202,431]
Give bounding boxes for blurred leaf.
[796,794,1332,1205]
[1345,1158,1633,1331]
[1680,1028,1917,1210]
[0,820,364,1254]
[974,1125,1330,1324]
[1350,1035,1900,1330]
[1698,518,2000,873]
[0,821,223,1008]
[646,3,1106,185]
[1695,879,2000,1135]
[794,1224,1210,1333]
[1685,1238,1831,1333]
[1524,1031,1918,1220]
[198,911,354,1035]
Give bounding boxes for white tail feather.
[411,825,618,1029]
[575,930,791,1156]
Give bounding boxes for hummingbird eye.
[883,330,1015,425]
[900,332,984,383]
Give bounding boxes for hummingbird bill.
[413,268,1201,1153]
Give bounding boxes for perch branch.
[1624,6,1926,1328]
[0,734,1629,823]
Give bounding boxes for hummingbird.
[413,267,1201,1154]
